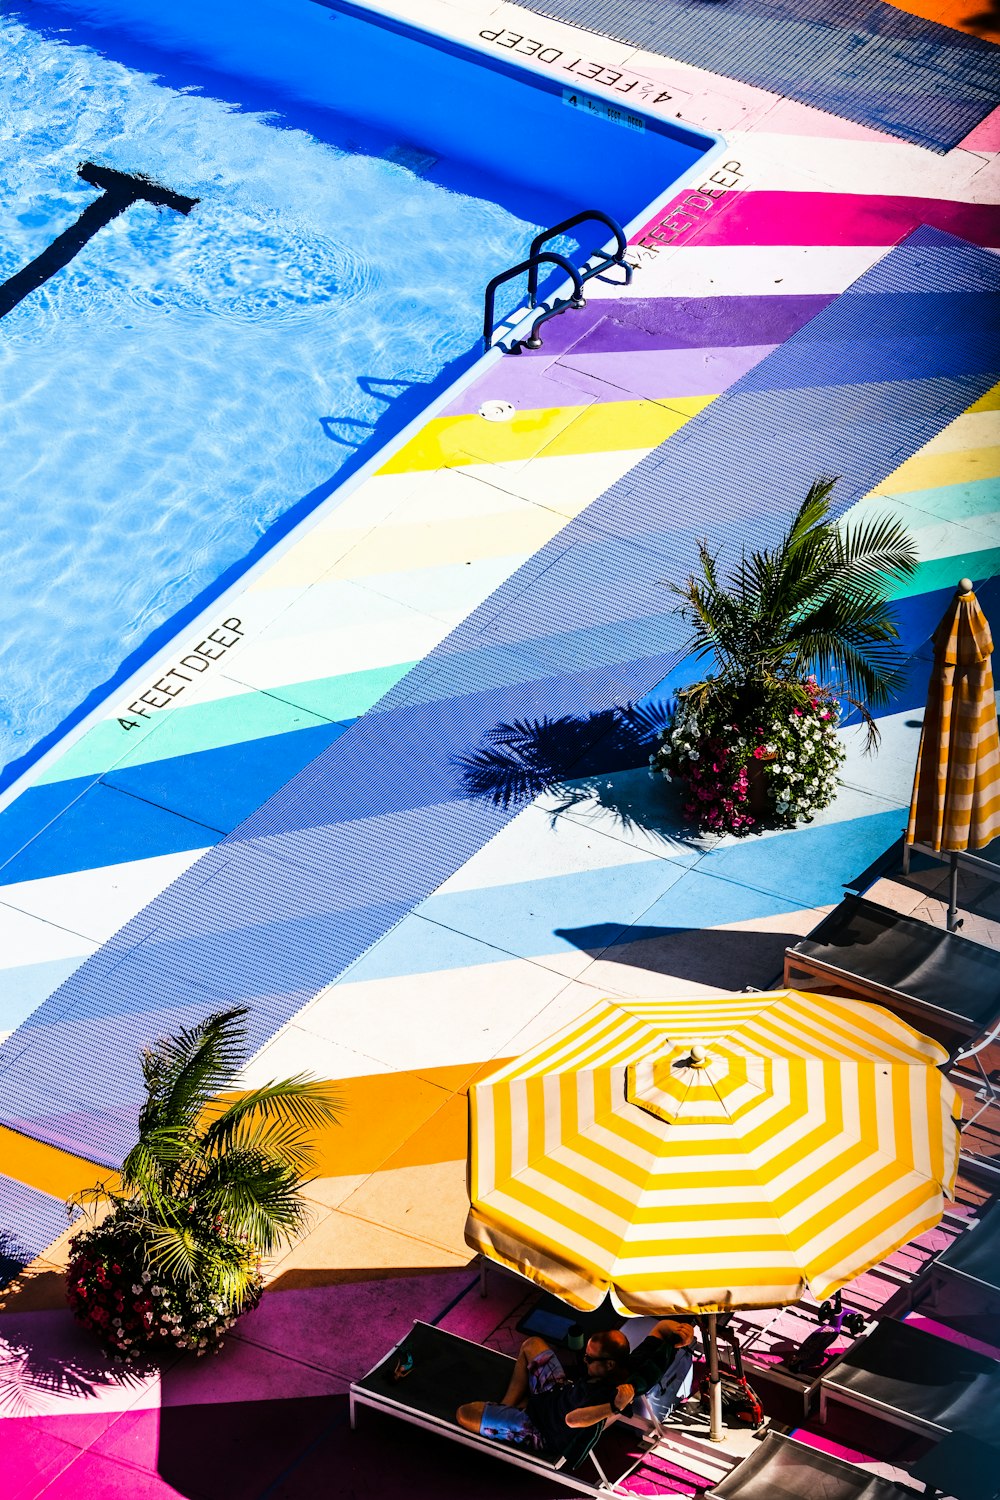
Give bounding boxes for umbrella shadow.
[556,922,804,991]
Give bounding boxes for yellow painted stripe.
[880,444,1000,495]
[378,397,713,475]
[322,506,572,579]
[967,382,1000,414]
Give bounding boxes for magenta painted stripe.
[788,1430,873,1464]
[691,192,1000,248]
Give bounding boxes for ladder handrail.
[483,252,583,349]
[527,210,627,304]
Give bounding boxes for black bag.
[698,1369,764,1428]
[698,1326,765,1429]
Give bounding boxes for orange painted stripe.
[0,1126,115,1204]
[2,1061,508,1201]
[881,0,1000,40]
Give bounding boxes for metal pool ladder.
[482,209,632,353]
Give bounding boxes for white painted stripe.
[593,244,886,300]
[719,132,994,202]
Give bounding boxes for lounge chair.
[909,1430,1000,1500]
[784,895,1000,1053]
[349,1318,676,1497]
[903,1199,1000,1337]
[805,1317,1000,1446]
[705,1430,916,1499]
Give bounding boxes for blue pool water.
[0,0,714,789]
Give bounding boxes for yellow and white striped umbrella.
[907,579,1000,854]
[466,990,961,1315]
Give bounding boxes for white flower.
[688,750,700,762]
[141,1271,151,1283]
[132,1284,142,1294]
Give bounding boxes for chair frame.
[349,1320,637,1497]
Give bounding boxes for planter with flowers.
[653,679,846,836]
[650,478,916,837]
[66,1007,339,1360]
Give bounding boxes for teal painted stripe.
[891,544,1000,600]
[36,660,417,787]
[886,476,1000,525]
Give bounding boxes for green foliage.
[68,1007,341,1355]
[670,477,917,749]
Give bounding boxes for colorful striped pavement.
[1,2,999,1494]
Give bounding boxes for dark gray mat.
[515,0,1000,151]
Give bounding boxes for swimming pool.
[0,0,717,791]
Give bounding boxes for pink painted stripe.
[690,191,1000,248]
[789,1429,874,1465]
[905,1313,1000,1361]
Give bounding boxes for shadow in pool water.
[320,373,441,451]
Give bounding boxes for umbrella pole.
[706,1314,724,1442]
[947,852,962,932]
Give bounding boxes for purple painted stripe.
[522,293,836,356]
[443,345,778,417]
[439,293,836,417]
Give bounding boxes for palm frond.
[140,1223,201,1283]
[664,478,911,723]
[138,1008,250,1138]
[201,1078,342,1156]
[196,1153,306,1254]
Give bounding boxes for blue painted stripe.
[102,720,350,838]
[0,722,353,883]
[0,956,91,1038]
[0,781,219,885]
[2,227,998,1168]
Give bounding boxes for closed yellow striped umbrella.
[907,579,1000,855]
[466,990,961,1318]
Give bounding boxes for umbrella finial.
[958,578,974,595]
[689,1044,709,1069]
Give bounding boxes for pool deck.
[2,0,1000,1494]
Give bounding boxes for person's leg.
[500,1336,552,1407]
[458,1401,544,1451]
[456,1400,487,1433]
[645,1346,695,1423]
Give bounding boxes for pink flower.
[792,708,803,717]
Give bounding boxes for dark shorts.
[480,1346,567,1452]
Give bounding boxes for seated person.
[456,1317,694,1455]
[627,1318,696,1421]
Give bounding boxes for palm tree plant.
[66,1007,341,1358]
[652,478,917,834]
